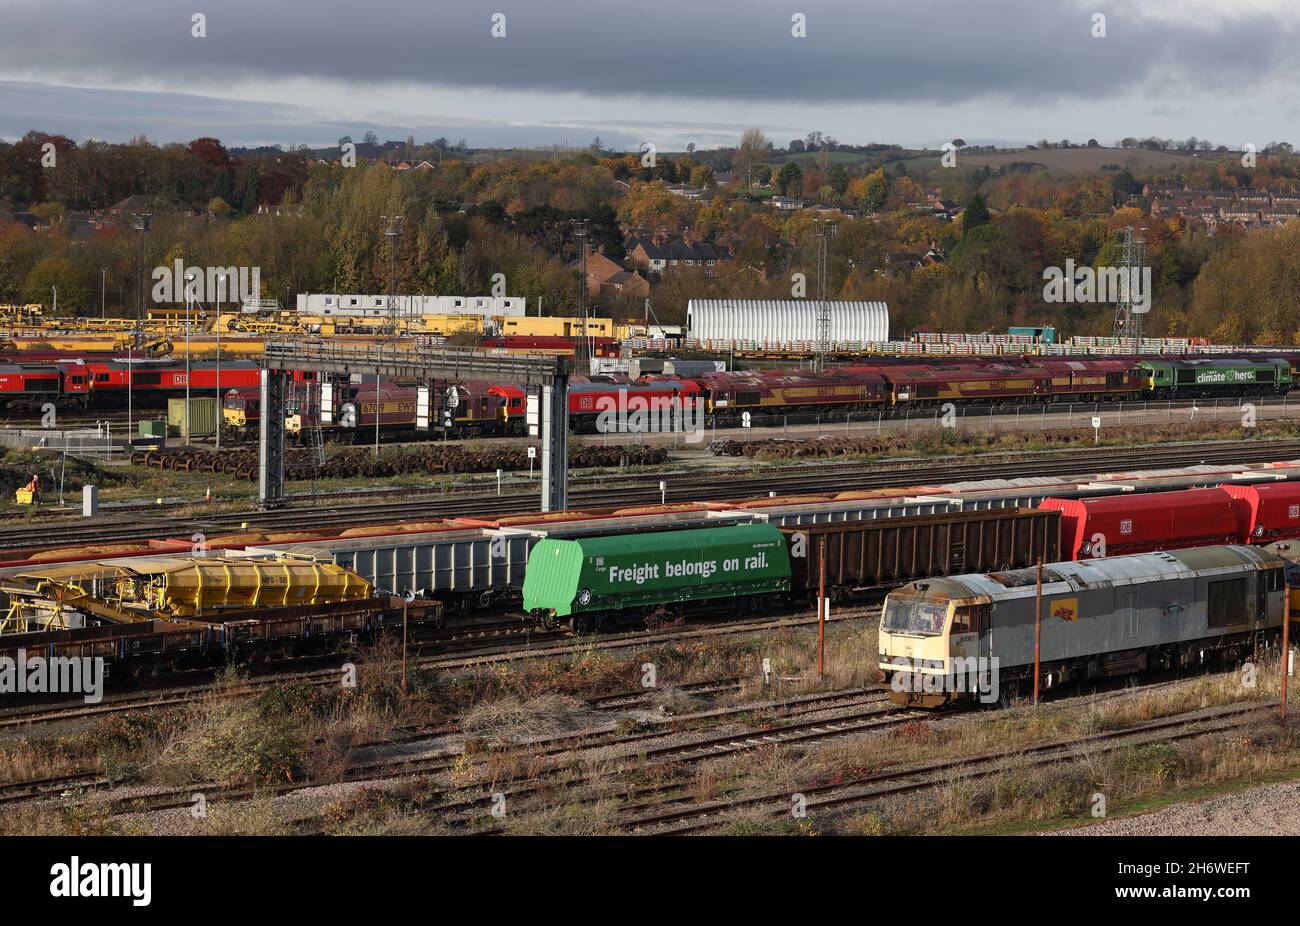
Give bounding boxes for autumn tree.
[961,193,990,237]
[734,128,770,187]
[775,161,803,195]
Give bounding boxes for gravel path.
[1050,778,1300,836]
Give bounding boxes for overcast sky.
[0,0,1295,150]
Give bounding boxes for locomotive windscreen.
[882,598,948,636]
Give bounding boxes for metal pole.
[100,268,107,320]
[1283,579,1291,724]
[215,316,221,452]
[1033,559,1043,705]
[127,340,133,438]
[374,374,381,458]
[401,598,409,696]
[818,535,827,679]
[184,291,191,445]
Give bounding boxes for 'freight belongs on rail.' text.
[606,551,770,586]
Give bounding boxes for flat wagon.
[0,619,214,682]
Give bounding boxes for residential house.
[882,252,924,273]
[106,194,159,218]
[625,233,724,275]
[106,194,202,221]
[62,210,108,241]
[579,247,650,299]
[665,183,706,201]
[1219,204,1261,225]
[1261,203,1300,225]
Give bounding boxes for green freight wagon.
[522,524,792,632]
[1139,357,1291,399]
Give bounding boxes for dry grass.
[0,802,123,836]
[464,639,1300,835]
[200,797,293,836]
[459,693,588,741]
[751,420,1300,465]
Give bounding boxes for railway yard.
[10,0,1300,904]
[3,300,1300,843]
[5,417,1300,837]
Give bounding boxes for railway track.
[413,692,915,828]
[3,651,1276,836]
[302,684,1274,834]
[621,700,1276,834]
[2,438,1299,555]
[0,607,874,732]
[97,686,901,819]
[0,609,876,814]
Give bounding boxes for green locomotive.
[1138,357,1291,399]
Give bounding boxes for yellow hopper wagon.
[109,555,374,619]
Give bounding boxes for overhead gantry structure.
[259,340,570,511]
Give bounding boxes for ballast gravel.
[1047,778,1300,836]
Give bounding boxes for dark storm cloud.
[0,0,1290,104]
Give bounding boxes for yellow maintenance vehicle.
[0,554,374,632]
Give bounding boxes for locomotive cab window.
[882,599,948,636]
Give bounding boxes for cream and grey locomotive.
[879,545,1287,706]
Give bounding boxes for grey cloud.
[0,80,762,148]
[0,0,1291,105]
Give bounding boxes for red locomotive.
[568,379,703,433]
[693,369,887,421]
[0,362,91,409]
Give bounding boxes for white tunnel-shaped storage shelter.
[686,300,889,346]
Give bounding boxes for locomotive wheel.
[996,678,1022,709]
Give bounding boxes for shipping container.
[779,507,1060,594]
[167,396,220,438]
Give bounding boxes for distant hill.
[958,147,1236,173]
